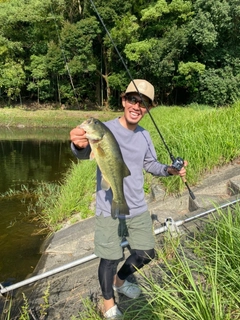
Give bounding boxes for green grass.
[140,101,240,193]
[0,126,71,141]
[34,160,97,230]
[11,205,240,319]
[11,204,240,319]
[141,204,240,320]
[0,107,122,128]
[70,204,240,319]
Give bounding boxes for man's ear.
[148,105,153,110]
[121,97,126,108]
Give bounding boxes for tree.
[1,0,240,107]
[0,60,25,103]
[123,0,193,104]
[186,0,240,105]
[0,0,66,103]
[27,55,50,103]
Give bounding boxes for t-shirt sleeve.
[71,142,91,159]
[143,135,170,177]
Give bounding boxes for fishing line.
[89,0,196,200]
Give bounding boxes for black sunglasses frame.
[125,95,151,109]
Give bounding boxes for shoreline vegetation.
[77,204,240,320]
[2,104,240,319]
[1,103,240,230]
[0,106,123,129]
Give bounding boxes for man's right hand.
[70,127,89,149]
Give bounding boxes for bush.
[198,67,240,106]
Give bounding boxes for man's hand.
[168,160,188,177]
[70,127,89,149]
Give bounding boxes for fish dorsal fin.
[101,177,111,191]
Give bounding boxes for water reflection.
[0,140,72,193]
[0,128,75,284]
[0,198,44,283]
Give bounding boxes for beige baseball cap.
[125,79,155,103]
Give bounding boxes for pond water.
[0,127,76,285]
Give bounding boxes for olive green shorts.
[94,211,155,260]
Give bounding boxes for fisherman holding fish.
[70,79,187,319]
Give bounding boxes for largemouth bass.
[79,118,130,219]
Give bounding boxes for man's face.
[122,93,151,126]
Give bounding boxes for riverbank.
[1,105,240,318]
[0,107,123,128]
[3,104,240,231]
[3,158,240,319]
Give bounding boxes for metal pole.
[1,254,98,295]
[1,198,240,295]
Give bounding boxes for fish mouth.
[79,119,103,142]
[79,118,97,130]
[79,120,88,128]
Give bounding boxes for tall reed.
[141,102,240,193]
[120,204,240,319]
[35,160,96,230]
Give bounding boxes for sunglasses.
[125,95,151,108]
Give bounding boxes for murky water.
[0,127,76,285]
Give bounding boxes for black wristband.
[164,165,173,176]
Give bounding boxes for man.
[70,79,187,319]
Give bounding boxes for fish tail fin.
[111,200,129,219]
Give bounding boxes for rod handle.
[181,177,196,200]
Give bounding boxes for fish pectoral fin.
[101,177,111,190]
[89,151,95,160]
[123,163,131,178]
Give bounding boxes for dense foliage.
[0,0,240,108]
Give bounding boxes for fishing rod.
[89,0,195,200]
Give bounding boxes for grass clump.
[140,102,240,193]
[134,205,240,319]
[71,203,240,319]
[70,298,103,320]
[195,204,240,296]
[0,108,122,128]
[19,293,31,320]
[35,160,96,231]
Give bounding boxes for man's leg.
[114,248,155,284]
[98,258,124,318]
[113,211,156,298]
[98,258,119,312]
[116,248,155,282]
